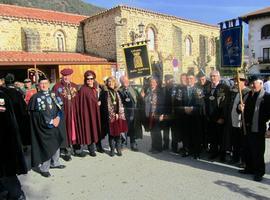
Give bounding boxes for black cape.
[28,91,66,167]
[0,90,27,177]
[0,86,30,145]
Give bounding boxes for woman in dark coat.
[100,77,128,157]
[0,89,27,200]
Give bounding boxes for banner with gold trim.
[123,44,151,79]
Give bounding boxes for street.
[19,132,270,200]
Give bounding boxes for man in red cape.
[76,70,104,156]
[53,68,86,160]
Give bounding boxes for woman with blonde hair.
[100,77,128,156]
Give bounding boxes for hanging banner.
[123,44,151,79]
[220,26,243,68]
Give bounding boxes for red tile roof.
[0,51,111,65]
[241,6,270,22]
[0,4,88,25]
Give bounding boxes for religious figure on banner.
[132,49,143,68]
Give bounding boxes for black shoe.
[110,150,115,157]
[193,154,200,160]
[50,165,66,169]
[96,147,105,153]
[253,175,263,182]
[89,151,97,157]
[73,152,87,157]
[16,193,26,200]
[182,152,189,157]
[40,171,51,178]
[61,155,72,162]
[238,169,253,174]
[131,146,139,152]
[116,148,122,156]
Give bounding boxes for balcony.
[258,57,270,64]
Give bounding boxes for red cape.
[53,81,78,145]
[76,85,102,144]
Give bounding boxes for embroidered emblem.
[0,98,5,106]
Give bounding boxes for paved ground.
[19,132,270,200]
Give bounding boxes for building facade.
[0,4,114,84]
[84,6,220,81]
[242,7,270,74]
[0,4,220,83]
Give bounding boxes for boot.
[88,143,97,157]
[96,141,105,153]
[116,138,122,156]
[130,142,138,152]
[109,139,115,157]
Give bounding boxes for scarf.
[251,89,265,132]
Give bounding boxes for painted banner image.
[123,44,151,79]
[221,26,242,68]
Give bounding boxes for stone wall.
[0,16,84,52]
[83,8,120,61]
[84,6,219,81]
[119,7,220,79]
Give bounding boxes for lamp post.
[129,22,145,43]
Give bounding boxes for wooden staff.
[236,71,247,135]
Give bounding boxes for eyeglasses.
[86,77,94,80]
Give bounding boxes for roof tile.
[0,4,88,25]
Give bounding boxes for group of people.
[1,68,270,199]
[145,70,270,182]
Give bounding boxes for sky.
[86,0,269,25]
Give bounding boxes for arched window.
[209,39,215,56]
[261,24,270,40]
[147,28,155,51]
[55,31,66,51]
[185,37,192,56]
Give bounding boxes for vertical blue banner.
[221,26,242,68]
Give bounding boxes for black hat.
[248,75,263,83]
[5,73,15,84]
[38,76,48,83]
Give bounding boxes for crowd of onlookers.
[0,69,270,199]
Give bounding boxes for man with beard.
[119,75,143,151]
[76,70,104,156]
[0,88,27,200]
[28,77,66,178]
[238,76,270,181]
[204,70,230,161]
[53,68,85,160]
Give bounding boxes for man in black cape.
[0,88,27,200]
[28,77,66,178]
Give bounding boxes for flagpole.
[236,71,247,135]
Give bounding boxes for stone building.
[83,5,220,81]
[0,4,220,83]
[0,4,114,84]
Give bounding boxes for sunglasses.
[86,77,94,80]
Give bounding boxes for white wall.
[248,17,270,64]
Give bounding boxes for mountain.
[0,0,105,16]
